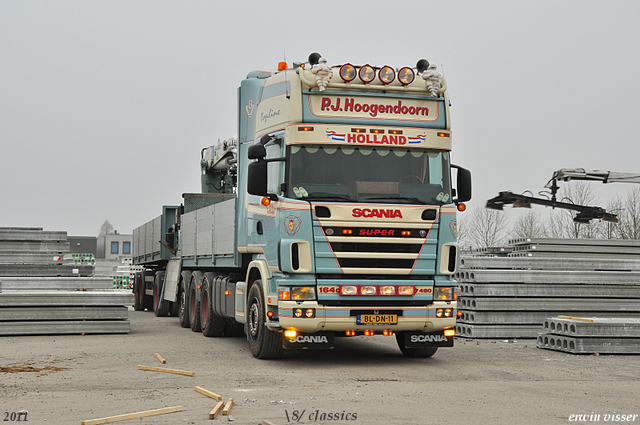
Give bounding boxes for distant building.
[67,236,98,256]
[97,232,133,260]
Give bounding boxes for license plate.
[357,314,398,325]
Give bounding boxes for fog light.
[360,286,377,295]
[380,285,395,296]
[436,309,443,318]
[341,285,358,296]
[284,330,297,338]
[445,308,453,317]
[444,329,456,337]
[398,285,415,296]
[305,308,315,318]
[294,308,303,318]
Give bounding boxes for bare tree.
[99,220,114,236]
[509,209,547,240]
[617,186,640,239]
[547,181,601,238]
[463,206,509,249]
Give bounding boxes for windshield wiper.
[299,193,356,202]
[364,196,425,205]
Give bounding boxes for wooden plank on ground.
[222,398,234,415]
[194,386,222,400]
[81,405,184,425]
[137,365,194,376]
[209,401,225,419]
[154,353,166,364]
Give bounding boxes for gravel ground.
[1,308,639,425]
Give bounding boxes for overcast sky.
[2,1,640,236]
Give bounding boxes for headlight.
[358,64,375,83]
[378,66,395,85]
[339,64,357,82]
[291,286,316,301]
[398,67,415,85]
[360,285,377,295]
[435,287,453,301]
[380,285,396,296]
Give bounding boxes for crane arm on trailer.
[486,168,640,223]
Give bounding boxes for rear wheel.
[153,271,170,317]
[178,282,190,328]
[395,332,438,358]
[189,271,202,332]
[246,280,283,359]
[201,273,226,337]
[133,273,145,311]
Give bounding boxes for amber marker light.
[457,203,467,212]
[364,330,375,336]
[278,62,287,71]
[383,330,393,336]
[444,329,456,337]
[267,310,274,318]
[346,330,356,336]
[342,229,353,235]
[284,330,297,338]
[437,132,451,138]
[261,197,271,206]
[298,126,314,131]
[225,290,231,296]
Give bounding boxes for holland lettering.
[320,97,429,118]
[347,133,407,145]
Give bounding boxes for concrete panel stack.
[455,238,640,340]
[537,317,640,354]
[0,227,133,335]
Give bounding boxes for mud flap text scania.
[283,332,334,349]
[401,331,454,348]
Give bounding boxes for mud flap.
[402,331,454,348]
[283,332,334,349]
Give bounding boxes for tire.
[201,273,227,337]
[395,332,438,358]
[189,271,202,332]
[246,280,283,359]
[141,271,153,311]
[225,320,245,337]
[170,299,179,317]
[178,281,190,328]
[133,273,145,311]
[153,271,170,317]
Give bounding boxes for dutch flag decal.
[408,135,426,144]
[326,130,345,141]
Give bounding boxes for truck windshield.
[287,145,452,204]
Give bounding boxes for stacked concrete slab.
[0,227,133,335]
[456,238,640,341]
[537,317,640,354]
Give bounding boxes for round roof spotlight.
[378,66,395,85]
[398,67,416,86]
[308,52,322,67]
[358,64,376,84]
[339,63,357,82]
[416,59,430,74]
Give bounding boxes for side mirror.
[247,160,267,196]
[248,144,266,160]
[452,165,472,203]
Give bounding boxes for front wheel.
[395,332,438,358]
[246,280,283,359]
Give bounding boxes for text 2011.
[3,411,28,422]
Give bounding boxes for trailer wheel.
[141,270,154,311]
[201,273,227,337]
[246,280,283,359]
[395,332,438,358]
[133,273,145,311]
[153,271,170,317]
[177,281,190,328]
[225,320,245,337]
[189,271,202,332]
